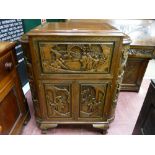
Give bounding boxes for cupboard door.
[77,81,111,121]
[43,82,73,120]
[0,83,21,135]
[41,80,111,122]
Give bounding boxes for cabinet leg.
[39,123,58,134]
[92,123,109,134]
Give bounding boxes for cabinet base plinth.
[37,120,111,134]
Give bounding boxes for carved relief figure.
[80,52,88,69]
[45,85,70,117]
[80,85,106,118]
[49,96,65,113]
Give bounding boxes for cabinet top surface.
[27,22,125,37]
[67,20,155,47]
[99,19,155,47]
[0,42,16,56]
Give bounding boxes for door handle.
[5,62,13,71]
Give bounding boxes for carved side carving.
[128,48,154,58]
[21,39,42,119]
[28,74,42,119]
[39,43,114,73]
[45,84,71,118]
[111,44,130,118]
[80,84,106,118]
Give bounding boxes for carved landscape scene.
[39,43,114,73]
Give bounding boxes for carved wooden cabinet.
[21,22,130,133]
[0,42,30,135]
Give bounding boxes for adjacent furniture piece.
[21,22,130,134]
[105,19,155,92]
[121,45,155,92]
[133,80,155,135]
[0,42,30,135]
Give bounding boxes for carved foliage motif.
[80,84,106,118]
[39,43,114,73]
[111,44,130,116]
[45,84,71,118]
[128,48,154,58]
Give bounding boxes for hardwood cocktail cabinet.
[21,22,130,133]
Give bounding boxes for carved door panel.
[43,82,73,120]
[42,80,110,121]
[36,42,115,74]
[77,81,111,121]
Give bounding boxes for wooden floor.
[22,79,150,135]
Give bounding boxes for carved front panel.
[79,83,107,118]
[44,84,71,118]
[38,42,114,73]
[128,48,154,58]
